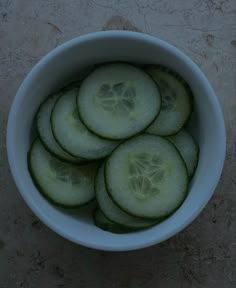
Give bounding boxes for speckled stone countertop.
[0,1,235,287]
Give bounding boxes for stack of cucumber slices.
[28,63,199,234]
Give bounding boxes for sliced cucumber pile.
[146,66,193,136]
[28,62,199,234]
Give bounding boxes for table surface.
[0,1,235,287]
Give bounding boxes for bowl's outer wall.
[7,31,226,251]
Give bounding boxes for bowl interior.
[7,31,225,251]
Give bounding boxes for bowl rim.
[7,30,226,251]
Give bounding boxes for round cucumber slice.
[146,66,193,136]
[105,134,188,219]
[51,88,118,160]
[77,63,161,140]
[93,208,137,234]
[96,164,159,229]
[36,93,83,163]
[28,139,98,207]
[167,129,199,178]
[61,80,82,92]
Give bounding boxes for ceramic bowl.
[7,31,226,251]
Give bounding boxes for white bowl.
[7,31,226,251]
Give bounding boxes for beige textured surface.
[0,1,235,287]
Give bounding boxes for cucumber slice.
[106,134,188,219]
[167,129,199,178]
[146,66,193,136]
[78,63,161,139]
[93,208,137,234]
[62,80,82,92]
[51,88,118,160]
[37,93,83,163]
[28,139,98,207]
[96,164,159,228]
